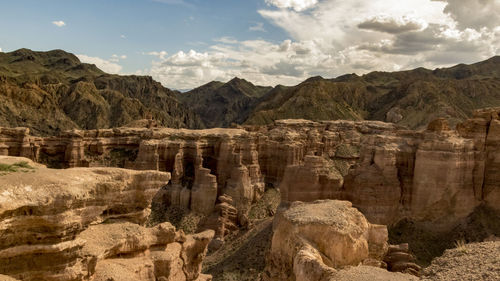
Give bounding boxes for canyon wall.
[0,156,213,281]
[1,107,499,228]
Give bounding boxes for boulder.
[264,200,389,281]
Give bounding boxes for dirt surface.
[334,266,418,281]
[203,218,273,281]
[422,241,500,281]
[389,205,500,266]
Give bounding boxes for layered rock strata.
[0,156,213,281]
[275,109,500,226]
[384,244,421,276]
[0,107,499,229]
[0,127,266,240]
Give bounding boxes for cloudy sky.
[0,0,498,89]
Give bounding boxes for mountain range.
[0,49,203,135]
[0,48,499,135]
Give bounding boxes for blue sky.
[0,0,285,72]
[0,0,498,89]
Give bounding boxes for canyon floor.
[203,218,273,281]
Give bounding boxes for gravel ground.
[422,241,500,281]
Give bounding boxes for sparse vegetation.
[0,161,35,174]
[248,188,280,220]
[148,199,204,234]
[454,239,468,253]
[335,144,360,159]
[331,159,351,176]
[203,218,273,281]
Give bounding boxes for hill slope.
[177,77,272,128]
[244,56,500,129]
[1,48,499,133]
[0,48,203,135]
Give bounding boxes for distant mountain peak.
[302,76,325,83]
[228,77,253,86]
[229,76,245,82]
[7,48,82,70]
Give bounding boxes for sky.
[0,0,498,90]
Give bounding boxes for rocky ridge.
[244,56,500,129]
[1,49,500,134]
[176,77,272,128]
[0,49,203,136]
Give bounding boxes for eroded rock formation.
[0,156,213,281]
[263,200,417,281]
[276,109,500,227]
[1,107,499,231]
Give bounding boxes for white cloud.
[147,50,229,89]
[436,0,500,30]
[145,39,339,89]
[214,37,239,44]
[120,34,126,39]
[52,20,66,27]
[257,0,498,75]
[249,22,267,32]
[0,48,2,52]
[358,15,427,34]
[144,0,499,89]
[265,0,318,12]
[145,51,168,59]
[76,54,122,73]
[109,54,127,62]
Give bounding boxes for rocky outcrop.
[279,154,343,202]
[384,244,421,276]
[1,107,499,231]
[0,156,214,281]
[202,195,239,250]
[263,200,415,281]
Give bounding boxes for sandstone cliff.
[0,156,213,281]
[0,108,499,280]
[0,108,499,234]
